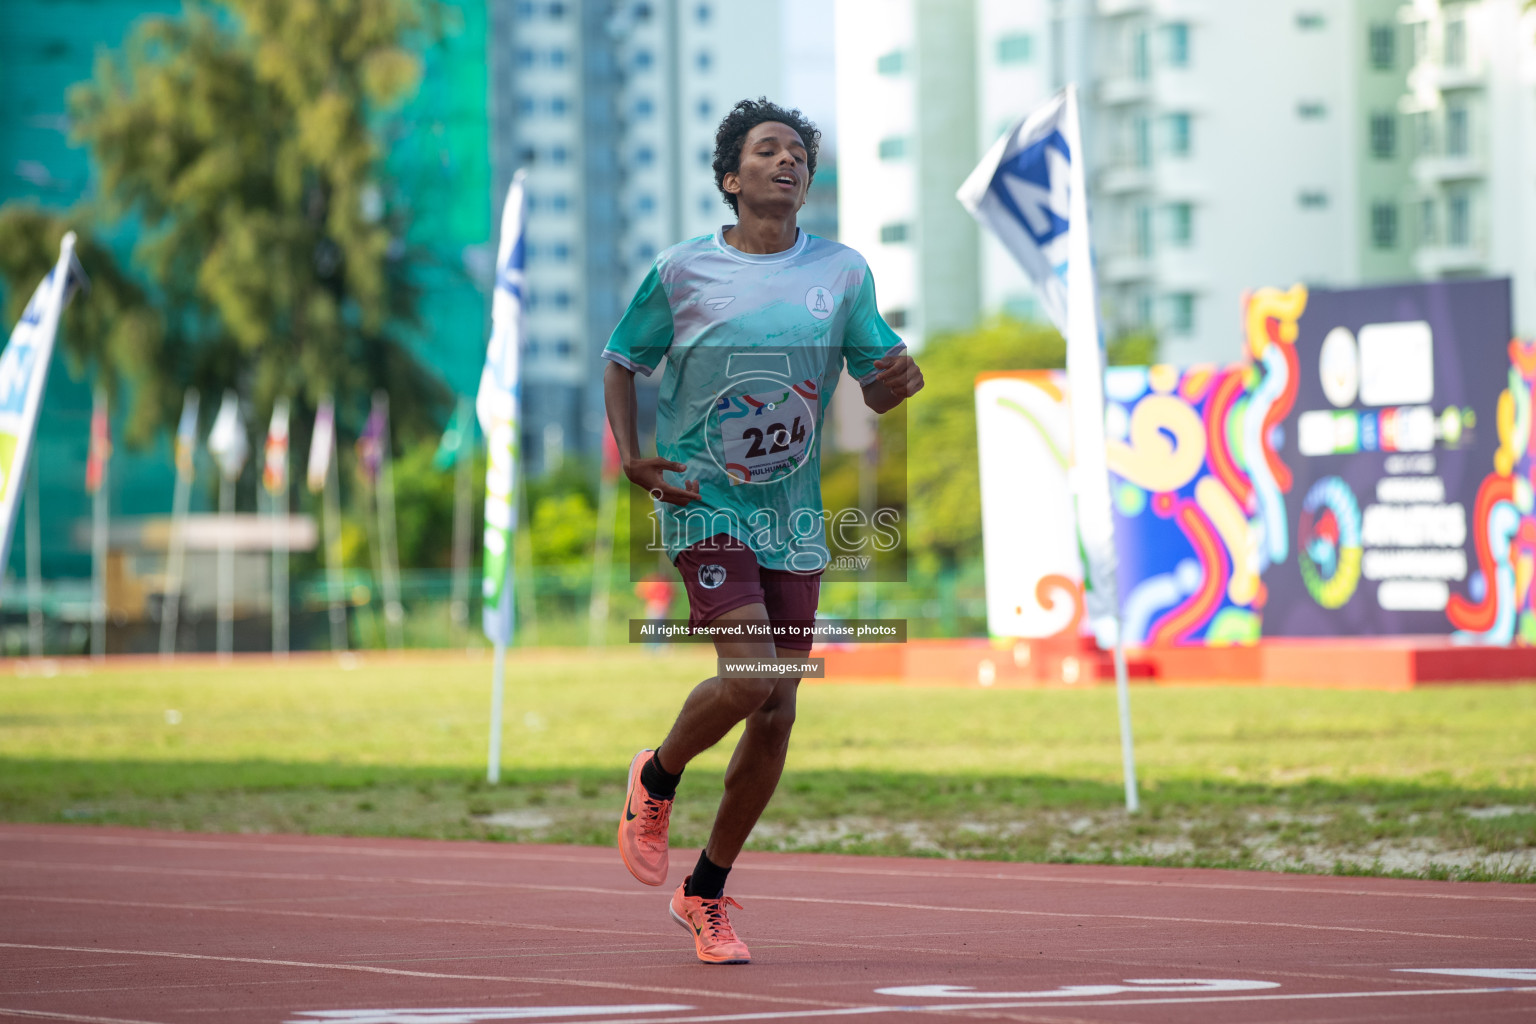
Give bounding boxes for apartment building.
[836,0,1535,363]
[489,0,782,470]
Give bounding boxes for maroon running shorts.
[674,534,822,651]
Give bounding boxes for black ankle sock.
[685,850,730,899]
[640,749,682,800]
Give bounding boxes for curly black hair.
[712,97,821,215]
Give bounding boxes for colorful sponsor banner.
[206,390,248,482]
[0,234,86,577]
[974,371,1084,638]
[263,398,290,495]
[1102,363,1266,647]
[307,397,335,494]
[1262,279,1521,638]
[174,389,200,477]
[476,170,527,645]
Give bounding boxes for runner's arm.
[603,360,700,505]
[860,352,925,413]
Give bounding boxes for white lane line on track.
[0,945,858,1012]
[0,896,1035,963]
[2,829,1530,904]
[4,861,1528,947]
[0,1009,171,1024]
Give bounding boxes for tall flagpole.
[265,398,291,659]
[959,84,1138,812]
[25,457,42,657]
[450,396,474,636]
[375,393,404,650]
[324,436,348,653]
[478,169,528,785]
[89,384,109,661]
[207,390,248,662]
[161,389,198,659]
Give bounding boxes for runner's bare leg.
[653,602,802,867]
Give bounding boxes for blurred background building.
[835,0,1536,363]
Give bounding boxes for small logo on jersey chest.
[805,286,834,320]
[703,296,735,311]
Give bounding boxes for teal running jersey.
[603,228,903,572]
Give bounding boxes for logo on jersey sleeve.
[805,286,834,320]
[698,564,728,589]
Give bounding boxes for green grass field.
[2,649,1533,881]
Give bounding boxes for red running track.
[0,824,1532,1024]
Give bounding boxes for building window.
[633,96,655,119]
[1445,18,1467,69]
[633,48,653,71]
[1370,202,1398,248]
[696,51,712,72]
[700,195,717,216]
[696,97,712,119]
[1413,110,1436,156]
[1297,101,1327,120]
[1161,112,1192,156]
[555,339,573,357]
[1296,12,1326,30]
[551,242,571,261]
[1164,202,1193,246]
[1369,112,1396,158]
[1299,190,1329,209]
[634,242,657,262]
[548,192,570,212]
[517,95,536,116]
[1445,103,1469,156]
[879,222,910,244]
[1132,114,1150,167]
[1131,28,1150,80]
[1368,23,1395,69]
[695,3,711,24]
[883,309,908,329]
[548,48,568,68]
[1163,22,1190,67]
[876,50,906,75]
[516,47,536,68]
[547,1,566,16]
[1134,204,1152,257]
[877,136,907,160]
[996,33,1033,64]
[1447,190,1471,246]
[548,146,569,165]
[636,194,656,214]
[636,145,655,166]
[1165,293,1196,335]
[552,290,572,310]
[516,1,535,17]
[549,96,568,116]
[1419,198,1437,244]
[698,146,712,167]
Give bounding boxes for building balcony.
[1432,63,1488,92]
[1098,76,1151,106]
[1098,165,1152,194]
[1413,243,1486,277]
[1100,253,1154,283]
[1097,0,1150,15]
[1413,153,1485,184]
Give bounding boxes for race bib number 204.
[709,377,820,484]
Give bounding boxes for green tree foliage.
[0,0,448,445]
[901,318,1157,574]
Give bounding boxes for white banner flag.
[207,389,248,482]
[476,170,527,644]
[307,396,335,494]
[958,85,1120,644]
[0,234,88,580]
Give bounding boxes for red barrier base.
[811,636,1535,689]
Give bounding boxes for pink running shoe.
[617,749,672,886]
[670,878,751,964]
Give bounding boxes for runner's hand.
[625,457,701,505]
[874,353,925,400]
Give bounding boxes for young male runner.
[603,98,924,965]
